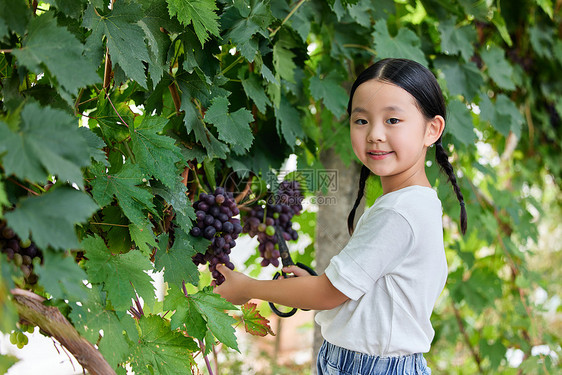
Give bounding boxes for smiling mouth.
[368,151,392,155]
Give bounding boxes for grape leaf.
[191,288,239,351]
[0,0,30,36]
[83,1,150,88]
[12,12,100,96]
[167,0,220,46]
[82,235,155,311]
[308,71,349,118]
[0,354,18,374]
[5,188,98,250]
[130,115,183,188]
[154,229,202,287]
[445,99,476,145]
[0,181,8,219]
[438,18,476,62]
[275,95,305,149]
[240,71,272,114]
[0,102,92,187]
[373,19,427,66]
[182,101,229,159]
[434,58,483,101]
[273,37,297,83]
[240,302,274,336]
[35,250,89,301]
[90,162,156,226]
[222,0,273,60]
[164,287,207,340]
[129,315,198,375]
[129,223,157,255]
[479,95,523,139]
[78,127,108,166]
[480,46,516,91]
[204,97,254,152]
[69,286,135,368]
[152,180,196,232]
[138,0,182,88]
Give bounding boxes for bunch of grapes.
[190,187,242,285]
[0,220,42,285]
[9,324,34,349]
[242,180,304,267]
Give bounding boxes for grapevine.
[0,220,43,286]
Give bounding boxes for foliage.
[0,0,561,374]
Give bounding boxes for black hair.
[346,58,467,235]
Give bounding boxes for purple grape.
[191,227,202,237]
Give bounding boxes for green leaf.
[167,0,220,46]
[204,97,254,152]
[309,71,349,118]
[438,18,476,62]
[90,162,156,226]
[164,287,207,340]
[83,1,150,88]
[154,229,201,287]
[534,0,554,18]
[0,181,8,219]
[480,46,516,91]
[69,287,135,368]
[435,58,483,101]
[0,0,30,36]
[138,1,178,88]
[222,0,273,61]
[529,24,554,59]
[83,235,155,311]
[240,71,272,114]
[240,302,275,336]
[273,36,297,83]
[373,19,428,66]
[152,180,196,231]
[490,10,512,47]
[5,188,98,250]
[479,94,523,139]
[129,223,157,255]
[129,315,198,375]
[78,127,108,166]
[35,250,89,301]
[191,288,239,351]
[130,115,183,188]
[0,354,18,374]
[275,95,304,149]
[0,102,92,187]
[445,99,476,145]
[13,12,100,96]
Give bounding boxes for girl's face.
[349,79,443,193]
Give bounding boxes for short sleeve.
[324,208,415,300]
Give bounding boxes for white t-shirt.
[315,185,447,357]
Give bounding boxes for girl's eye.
[386,118,400,125]
[354,119,368,125]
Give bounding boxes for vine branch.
[10,288,116,375]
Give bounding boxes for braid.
[347,165,371,235]
[435,141,467,234]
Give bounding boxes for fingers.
[282,265,311,277]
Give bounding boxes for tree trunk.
[311,148,363,372]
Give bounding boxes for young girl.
[214,58,467,374]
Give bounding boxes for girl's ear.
[425,115,445,147]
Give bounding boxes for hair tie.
[460,201,465,206]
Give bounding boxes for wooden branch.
[11,288,116,375]
[452,302,483,373]
[169,82,182,115]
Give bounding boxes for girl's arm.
[213,264,349,310]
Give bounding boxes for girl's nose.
[367,123,385,143]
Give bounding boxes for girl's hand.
[213,264,253,305]
[281,265,312,278]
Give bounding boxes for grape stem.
[198,339,214,375]
[7,178,40,196]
